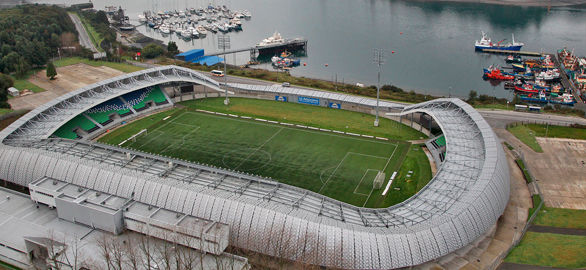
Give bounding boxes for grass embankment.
[506,124,543,152]
[54,57,144,73]
[534,207,586,229]
[183,97,425,141]
[159,58,437,104]
[99,98,431,208]
[73,12,103,52]
[0,109,13,116]
[505,232,586,269]
[524,123,586,140]
[515,159,533,183]
[527,194,542,219]
[0,110,28,132]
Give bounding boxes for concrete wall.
[55,197,124,234]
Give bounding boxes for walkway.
[68,12,98,53]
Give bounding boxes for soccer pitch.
[108,110,410,207]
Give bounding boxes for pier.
[480,49,545,57]
[552,54,586,110]
[203,38,307,60]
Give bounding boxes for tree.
[0,73,13,108]
[167,41,178,55]
[467,90,478,103]
[46,61,57,80]
[141,44,164,59]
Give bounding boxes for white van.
[211,70,224,77]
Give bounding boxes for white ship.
[256,31,285,48]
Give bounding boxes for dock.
[552,54,586,110]
[480,49,545,57]
[203,38,308,60]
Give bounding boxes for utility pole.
[373,48,386,127]
[218,34,230,105]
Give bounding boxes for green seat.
[435,135,446,147]
[53,115,96,139]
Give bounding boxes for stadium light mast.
[218,34,231,105]
[373,48,386,127]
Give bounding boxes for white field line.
[234,127,284,170]
[184,111,398,146]
[127,112,189,148]
[318,152,350,194]
[353,169,378,196]
[347,152,388,159]
[362,145,399,207]
[133,130,164,148]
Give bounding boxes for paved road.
[68,13,98,53]
[479,109,586,128]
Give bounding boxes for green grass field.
[534,207,586,229]
[182,98,425,141]
[99,99,431,208]
[505,232,586,269]
[507,124,543,153]
[525,123,586,140]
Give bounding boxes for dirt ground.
[8,63,124,110]
[530,138,586,210]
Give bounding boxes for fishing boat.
[520,91,548,104]
[514,84,539,93]
[196,25,208,36]
[483,66,515,80]
[535,69,560,81]
[549,93,575,105]
[475,32,524,51]
[505,55,522,64]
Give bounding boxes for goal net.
[373,171,385,190]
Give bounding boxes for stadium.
[0,66,509,269]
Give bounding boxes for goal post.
[373,171,385,189]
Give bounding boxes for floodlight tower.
[373,48,386,127]
[218,34,231,105]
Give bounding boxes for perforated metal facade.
[0,66,509,269]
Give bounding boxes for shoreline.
[405,0,586,7]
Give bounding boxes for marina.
[36,0,586,100]
[139,5,251,40]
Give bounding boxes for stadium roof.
[0,66,509,269]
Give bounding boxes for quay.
[203,38,307,60]
[552,53,586,110]
[481,49,545,56]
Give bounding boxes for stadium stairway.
[52,114,98,140]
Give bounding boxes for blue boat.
[475,32,524,51]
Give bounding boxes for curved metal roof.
[0,66,509,269]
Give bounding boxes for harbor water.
[35,0,586,99]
